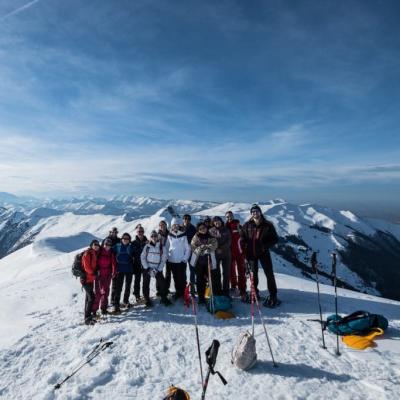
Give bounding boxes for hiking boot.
[84,317,96,326]
[160,298,172,306]
[122,302,133,309]
[135,296,143,304]
[101,309,108,316]
[145,299,153,308]
[111,305,121,314]
[263,295,280,308]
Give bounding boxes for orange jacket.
[82,248,98,283]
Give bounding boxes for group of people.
[79,204,279,325]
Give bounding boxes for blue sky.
[0,0,399,217]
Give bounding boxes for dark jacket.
[132,235,148,273]
[209,225,231,258]
[101,235,121,247]
[183,223,196,245]
[113,243,134,273]
[241,217,278,260]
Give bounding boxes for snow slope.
[0,228,399,399]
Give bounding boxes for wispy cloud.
[0,0,41,21]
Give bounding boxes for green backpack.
[325,310,388,335]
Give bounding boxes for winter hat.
[250,204,262,214]
[90,239,100,247]
[212,216,223,223]
[171,217,182,227]
[110,227,118,233]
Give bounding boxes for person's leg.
[133,271,141,301]
[112,273,124,310]
[82,282,95,323]
[195,259,207,302]
[92,278,101,314]
[221,254,231,296]
[165,262,172,292]
[211,266,222,296]
[260,253,278,297]
[123,272,133,304]
[142,269,151,301]
[250,259,260,298]
[230,252,238,289]
[237,253,247,296]
[100,274,112,312]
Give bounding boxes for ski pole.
[311,252,327,350]
[207,254,215,316]
[247,261,277,367]
[54,340,113,390]
[185,283,204,387]
[331,253,340,356]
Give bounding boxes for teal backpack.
[206,295,232,314]
[325,310,388,335]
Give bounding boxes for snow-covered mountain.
[0,219,399,399]
[1,194,399,301]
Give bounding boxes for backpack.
[71,251,86,280]
[231,331,257,370]
[325,310,389,336]
[206,295,232,314]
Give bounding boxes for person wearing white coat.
[141,231,171,307]
[165,217,191,299]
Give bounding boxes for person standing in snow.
[158,220,171,294]
[209,216,232,297]
[101,227,121,247]
[110,233,135,313]
[92,238,116,316]
[225,211,247,302]
[182,214,197,294]
[141,231,171,307]
[131,226,148,303]
[81,239,101,325]
[190,222,222,304]
[241,204,280,307]
[165,217,191,300]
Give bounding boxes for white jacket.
[165,231,191,264]
[141,242,167,272]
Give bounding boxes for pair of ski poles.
[312,252,340,356]
[54,338,113,390]
[245,260,278,367]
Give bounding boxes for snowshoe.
[160,298,172,306]
[84,317,96,326]
[145,299,153,308]
[263,296,281,308]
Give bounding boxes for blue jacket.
[113,243,134,273]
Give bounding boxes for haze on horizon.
[0,1,399,221]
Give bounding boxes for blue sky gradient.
[0,0,399,217]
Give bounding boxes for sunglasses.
[93,243,100,247]
[104,243,112,247]
[122,237,130,241]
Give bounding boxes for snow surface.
[0,217,400,399]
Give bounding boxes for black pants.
[249,253,277,297]
[82,282,95,321]
[216,254,231,296]
[111,272,133,307]
[156,262,172,294]
[143,269,168,300]
[133,271,141,299]
[168,261,187,298]
[195,256,222,301]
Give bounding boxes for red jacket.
[226,219,243,255]
[97,247,117,277]
[82,249,98,283]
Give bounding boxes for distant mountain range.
[1,193,399,301]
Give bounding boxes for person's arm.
[264,222,279,248]
[207,237,218,252]
[140,245,149,269]
[183,237,191,262]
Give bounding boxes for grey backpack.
[231,330,257,370]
